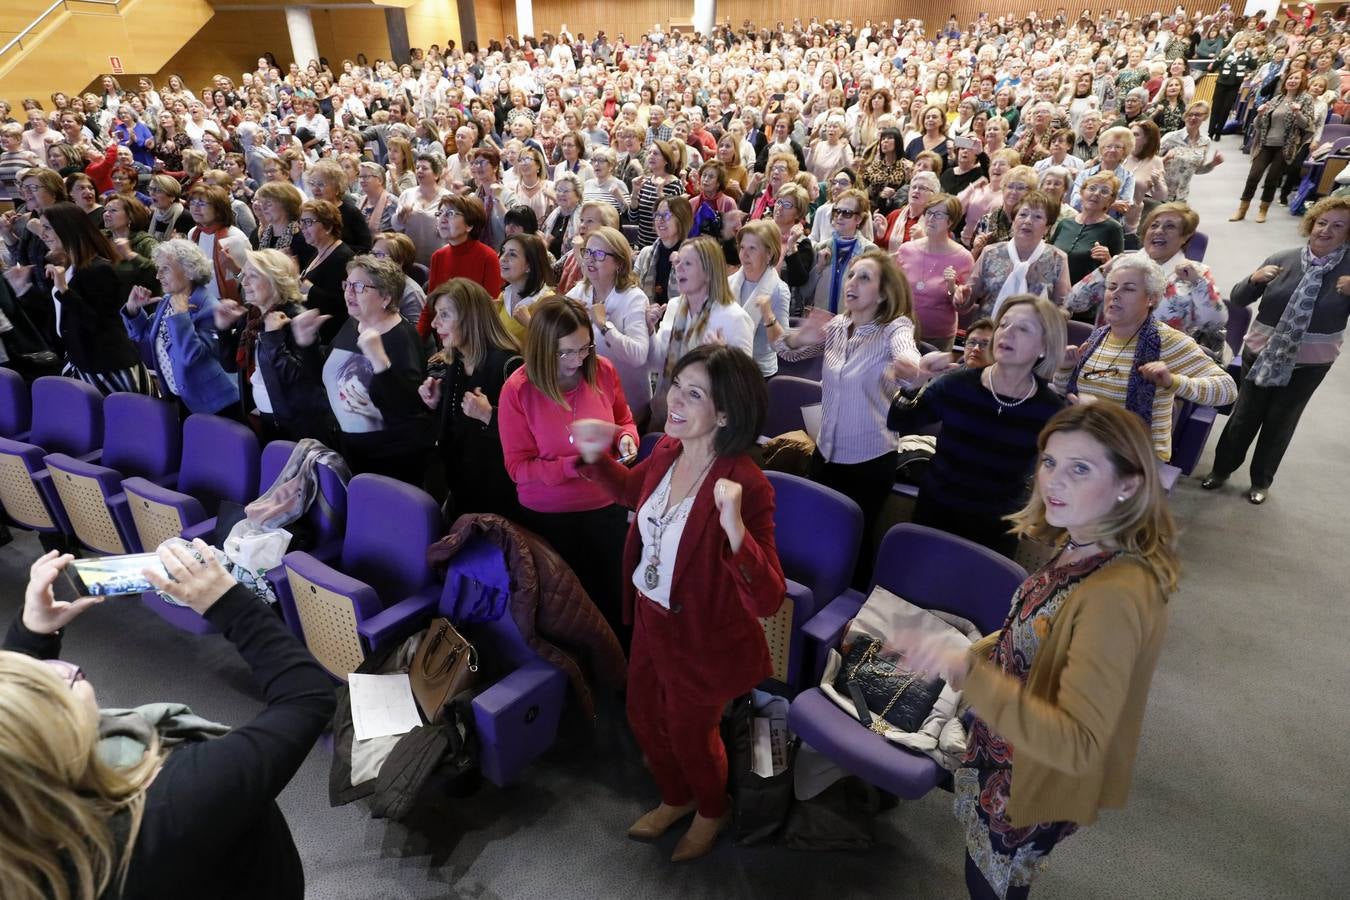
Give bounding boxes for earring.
[717,418,727,427]
[1116,494,1127,503]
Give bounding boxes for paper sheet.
[801,403,823,443]
[348,673,423,741]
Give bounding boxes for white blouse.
[631,465,693,608]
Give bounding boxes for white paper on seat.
[801,403,823,443]
[348,673,422,741]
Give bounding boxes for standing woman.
[552,131,596,184]
[186,184,248,303]
[1050,173,1124,286]
[21,202,149,393]
[889,295,1066,557]
[959,191,1072,320]
[806,115,854,184]
[575,344,783,862]
[569,226,653,424]
[384,137,416,195]
[392,153,451,266]
[1148,78,1188,135]
[495,232,556,344]
[422,194,503,336]
[809,188,877,314]
[959,149,1020,248]
[774,249,921,581]
[1123,121,1168,245]
[295,199,355,343]
[356,162,396,235]
[544,173,584,260]
[630,140,685,250]
[689,161,737,240]
[634,196,692,310]
[772,183,818,307]
[899,402,1176,900]
[556,200,619,297]
[253,181,313,266]
[1207,35,1258,141]
[583,150,630,214]
[1232,70,1315,224]
[497,298,640,636]
[1159,101,1224,203]
[65,173,105,229]
[970,165,1039,262]
[861,128,914,216]
[147,175,192,241]
[897,193,975,352]
[732,220,792,378]
[1205,196,1350,505]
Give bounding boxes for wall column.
[386,7,412,64]
[693,0,716,36]
[515,0,534,38]
[285,7,320,69]
[455,0,477,48]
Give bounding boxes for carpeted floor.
[3,149,1347,900]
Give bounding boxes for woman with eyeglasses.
[421,194,503,338]
[556,200,620,297]
[1158,101,1224,203]
[1050,172,1125,286]
[0,545,334,900]
[294,198,355,344]
[960,191,1072,322]
[265,255,430,477]
[546,173,585,259]
[811,167,875,244]
[1060,252,1235,463]
[958,148,1019,249]
[808,188,877,314]
[772,184,819,306]
[897,194,975,352]
[252,181,314,267]
[498,297,640,638]
[355,161,396,234]
[496,232,557,343]
[634,196,692,311]
[369,232,426,324]
[875,171,939,252]
[569,226,653,423]
[775,249,920,584]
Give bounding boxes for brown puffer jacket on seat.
[426,513,627,718]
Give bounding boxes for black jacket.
[37,259,141,374]
[338,198,373,254]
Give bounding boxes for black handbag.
[833,635,945,734]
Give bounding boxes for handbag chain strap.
[848,639,921,735]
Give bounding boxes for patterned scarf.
[1249,245,1345,387]
[1067,316,1163,426]
[236,306,264,374]
[661,296,713,383]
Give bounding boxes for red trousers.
[626,596,731,818]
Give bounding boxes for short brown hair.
[299,198,341,237]
[523,298,597,406]
[1129,119,1161,160]
[188,184,235,228]
[1014,189,1061,229]
[670,344,768,456]
[107,194,151,232]
[373,231,416,271]
[502,232,557,297]
[440,193,487,238]
[255,180,304,220]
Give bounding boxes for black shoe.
[1247,487,1269,505]
[1200,473,1228,490]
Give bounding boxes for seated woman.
[1061,252,1237,462]
[556,200,620,297]
[2,544,334,900]
[732,220,792,378]
[1050,172,1125,286]
[568,226,653,425]
[122,239,238,416]
[648,236,756,426]
[574,344,783,862]
[897,193,975,351]
[369,231,426,324]
[295,198,355,344]
[213,248,307,442]
[634,195,692,310]
[1066,203,1225,346]
[959,190,1071,321]
[808,188,878,314]
[889,294,1066,557]
[775,249,921,584]
[268,255,430,478]
[498,298,640,636]
[496,232,556,343]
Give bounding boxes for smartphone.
[67,553,166,597]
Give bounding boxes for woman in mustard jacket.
[901,402,1177,900]
[576,344,784,863]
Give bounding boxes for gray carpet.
[3,150,1347,900]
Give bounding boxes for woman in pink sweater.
[498,297,639,642]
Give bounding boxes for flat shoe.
[671,811,730,862]
[1200,474,1228,490]
[628,802,697,841]
[1247,488,1268,505]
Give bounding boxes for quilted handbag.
[832,635,945,734]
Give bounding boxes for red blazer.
[580,437,785,702]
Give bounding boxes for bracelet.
[764,318,778,328]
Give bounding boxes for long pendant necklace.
[643,453,717,591]
[985,364,1037,416]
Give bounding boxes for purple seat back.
[257,440,348,547]
[1183,231,1208,262]
[870,524,1026,636]
[31,377,103,456]
[177,414,260,508]
[437,534,535,667]
[342,474,441,602]
[765,471,861,610]
[774,353,824,382]
[0,368,30,438]
[1065,319,1095,347]
[102,394,180,480]
[763,376,822,438]
[261,440,298,486]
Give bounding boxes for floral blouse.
[1159,129,1219,202]
[1067,252,1226,339]
[969,241,1070,318]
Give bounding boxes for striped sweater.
[1058,322,1236,461]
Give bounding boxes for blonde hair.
[582,226,638,290]
[994,294,1066,380]
[849,248,913,327]
[0,653,159,900]
[577,199,620,230]
[243,248,301,308]
[427,277,520,369]
[736,218,783,266]
[1007,403,1179,593]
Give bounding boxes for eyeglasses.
[189,198,209,207]
[556,343,594,361]
[654,211,674,222]
[831,208,860,219]
[922,208,949,219]
[370,249,390,259]
[581,248,615,262]
[439,208,464,220]
[43,658,86,690]
[342,280,379,294]
[298,216,317,227]
[1081,366,1122,381]
[964,338,991,350]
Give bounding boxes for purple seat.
[1169,399,1218,477]
[774,353,824,382]
[764,472,862,694]
[44,394,180,554]
[0,377,104,537]
[362,530,569,787]
[762,375,821,440]
[1218,300,1250,415]
[0,368,31,441]
[1065,319,1095,347]
[281,474,442,680]
[636,431,664,462]
[788,524,1025,799]
[1183,230,1208,262]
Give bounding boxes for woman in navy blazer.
[577,344,784,863]
[122,238,240,416]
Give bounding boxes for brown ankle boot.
[670,811,730,862]
[1229,201,1250,221]
[627,802,697,841]
[1255,202,1270,223]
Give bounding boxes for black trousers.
[1209,81,1241,140]
[1211,358,1330,489]
[811,448,897,588]
[517,503,631,650]
[1242,146,1290,204]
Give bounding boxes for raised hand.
[1250,264,1282,284]
[569,418,618,463]
[289,308,331,347]
[796,305,833,344]
[126,284,154,315]
[645,302,666,331]
[418,376,441,410]
[1089,241,1111,263]
[45,264,68,293]
[22,551,102,635]
[264,309,290,332]
[213,298,247,330]
[2,264,34,295]
[461,386,492,423]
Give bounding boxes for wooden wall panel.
[152,10,290,91]
[312,7,393,65]
[405,0,463,53]
[523,0,680,43]
[718,1,1228,33]
[473,0,514,47]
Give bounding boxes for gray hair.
[1109,251,1167,298]
[911,170,940,190]
[151,239,213,288]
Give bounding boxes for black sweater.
[2,585,335,900]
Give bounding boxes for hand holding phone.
[24,550,104,636]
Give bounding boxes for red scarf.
[190,224,242,302]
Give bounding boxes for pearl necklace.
[984,364,1037,415]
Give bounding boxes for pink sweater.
[498,355,639,513]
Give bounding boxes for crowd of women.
[2,7,1349,899]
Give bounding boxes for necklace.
[642,452,717,591]
[984,364,1037,415]
[1064,536,1100,552]
[912,247,949,293]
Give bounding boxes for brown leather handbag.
[408,618,479,722]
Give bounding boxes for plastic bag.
[221,518,292,605]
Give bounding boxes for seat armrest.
[473,659,561,716]
[357,589,441,649]
[181,517,218,542]
[802,589,867,650]
[77,450,101,464]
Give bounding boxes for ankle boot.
[1229,201,1250,221]
[1255,202,1270,223]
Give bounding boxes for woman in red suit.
[576,344,785,862]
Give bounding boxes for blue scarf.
[829,236,860,314]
